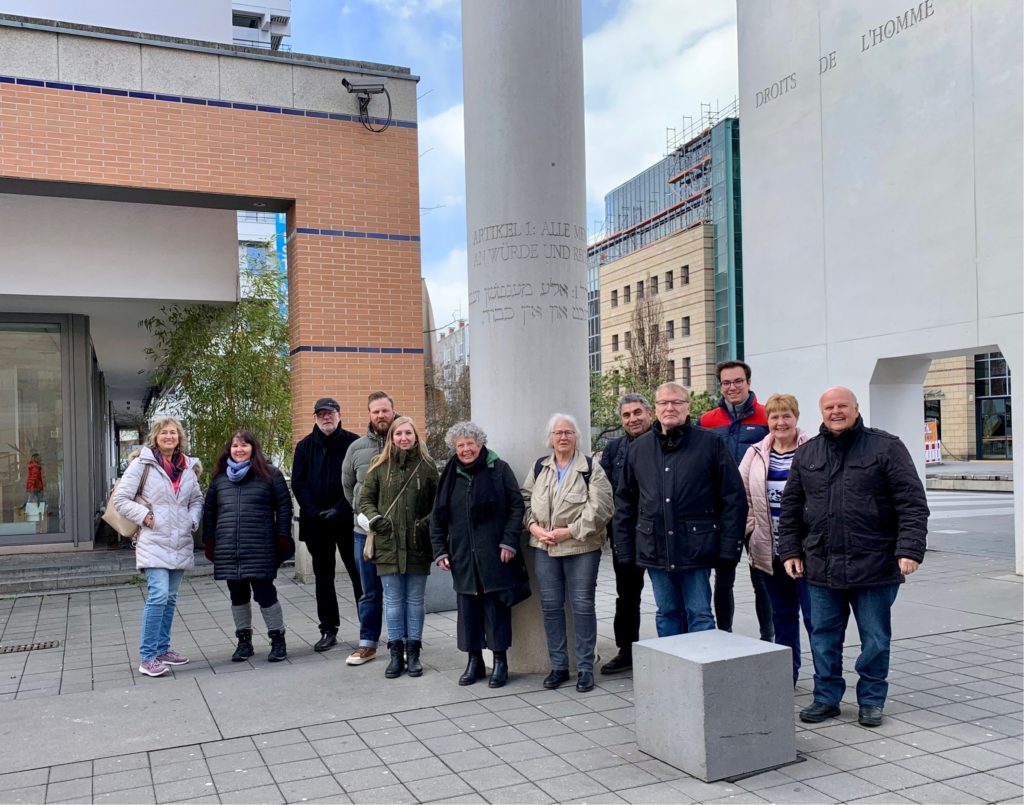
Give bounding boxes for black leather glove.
[318,508,338,520]
[371,516,392,535]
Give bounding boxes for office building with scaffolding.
[588,101,743,381]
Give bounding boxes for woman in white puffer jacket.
[114,417,203,678]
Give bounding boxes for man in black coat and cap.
[292,397,360,651]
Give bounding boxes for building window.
[975,352,1013,459]
[624,331,632,350]
[611,289,618,308]
[0,323,64,536]
[666,360,675,381]
[623,285,631,304]
[650,275,659,295]
[682,357,692,386]
[637,280,644,299]
[682,316,691,336]
[681,264,690,285]
[666,320,675,340]
[665,270,674,290]
[612,334,619,352]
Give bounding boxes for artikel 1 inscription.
[472,221,586,244]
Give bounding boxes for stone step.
[0,551,216,596]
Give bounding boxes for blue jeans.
[379,573,427,643]
[755,556,812,683]
[353,533,383,647]
[533,548,600,673]
[140,568,185,661]
[647,567,714,635]
[807,583,900,707]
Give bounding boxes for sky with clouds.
[291,0,738,333]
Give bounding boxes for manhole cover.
[0,640,60,654]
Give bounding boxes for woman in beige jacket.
[523,413,613,693]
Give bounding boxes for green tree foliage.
[425,364,471,460]
[141,261,290,484]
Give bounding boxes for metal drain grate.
[0,640,60,654]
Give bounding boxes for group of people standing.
[114,364,929,728]
[294,394,614,693]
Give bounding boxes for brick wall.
[0,69,424,444]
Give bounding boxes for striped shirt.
[767,448,796,552]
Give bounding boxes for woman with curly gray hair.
[430,421,526,688]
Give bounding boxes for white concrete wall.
[0,0,232,42]
[0,23,419,123]
[0,195,239,302]
[738,0,1023,570]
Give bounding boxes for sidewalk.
[0,538,1020,802]
[927,461,1014,493]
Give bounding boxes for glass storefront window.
[0,324,64,537]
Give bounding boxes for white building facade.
[738,0,1023,570]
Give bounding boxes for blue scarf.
[226,458,251,482]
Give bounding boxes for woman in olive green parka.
[358,417,438,679]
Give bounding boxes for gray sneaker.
[156,650,190,666]
[139,658,168,677]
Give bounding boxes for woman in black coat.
[203,431,294,663]
[431,421,526,689]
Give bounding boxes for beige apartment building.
[599,223,718,395]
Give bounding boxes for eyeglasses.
[551,430,576,438]
[720,379,748,388]
[655,399,689,408]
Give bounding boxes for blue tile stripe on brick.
[292,227,419,242]
[289,346,424,356]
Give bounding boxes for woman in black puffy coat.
[204,431,294,663]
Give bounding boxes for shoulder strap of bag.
[381,460,421,519]
[136,464,151,499]
[534,456,592,486]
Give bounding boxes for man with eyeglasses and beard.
[614,382,747,637]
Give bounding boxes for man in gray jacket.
[341,391,397,666]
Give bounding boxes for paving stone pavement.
[0,517,1020,803]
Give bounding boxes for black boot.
[489,651,508,688]
[406,640,423,677]
[385,640,405,678]
[231,629,254,662]
[458,651,487,686]
[268,630,287,662]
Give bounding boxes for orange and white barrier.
[924,441,942,464]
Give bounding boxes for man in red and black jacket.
[699,360,772,639]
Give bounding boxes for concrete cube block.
[424,568,456,613]
[634,631,796,782]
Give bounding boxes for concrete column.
[463,0,589,672]
[869,357,934,483]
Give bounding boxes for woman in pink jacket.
[738,394,811,686]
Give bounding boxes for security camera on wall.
[342,77,385,95]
